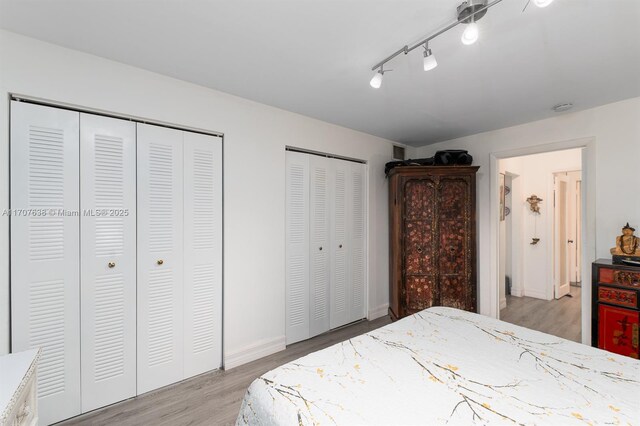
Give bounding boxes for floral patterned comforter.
[236,307,640,425]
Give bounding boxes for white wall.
[0,30,414,362]
[500,150,582,301]
[417,97,640,321]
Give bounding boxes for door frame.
[552,171,573,300]
[490,137,596,345]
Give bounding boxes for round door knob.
[339,244,343,248]
[319,247,323,251]
[157,259,164,265]
[108,262,116,268]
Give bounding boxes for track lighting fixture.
[461,15,479,45]
[369,0,552,88]
[533,0,554,7]
[369,70,383,89]
[423,43,438,71]
[369,67,385,89]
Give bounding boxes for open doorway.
[498,149,583,343]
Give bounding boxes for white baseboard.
[224,335,286,370]
[368,303,389,320]
[511,287,523,297]
[499,297,507,310]
[523,288,549,300]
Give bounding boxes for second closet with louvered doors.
[10,101,223,425]
[286,150,367,345]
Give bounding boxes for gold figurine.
[610,223,640,257]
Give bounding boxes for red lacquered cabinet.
[592,259,640,359]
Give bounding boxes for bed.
[236,307,640,425]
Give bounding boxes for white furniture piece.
[10,101,223,425]
[285,150,367,345]
[238,307,640,425]
[0,349,41,426]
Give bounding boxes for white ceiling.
[1,0,639,146]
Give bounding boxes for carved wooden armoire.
[388,166,478,319]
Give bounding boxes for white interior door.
[183,131,223,377]
[137,123,185,394]
[10,101,81,425]
[309,155,331,338]
[349,162,367,322]
[554,174,571,299]
[80,113,137,412]
[285,151,310,344]
[330,159,350,329]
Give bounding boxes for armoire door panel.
[349,162,366,323]
[80,113,137,412]
[403,178,437,221]
[285,152,310,344]
[309,156,331,338]
[137,123,185,394]
[330,159,350,329]
[183,131,223,377]
[10,101,81,425]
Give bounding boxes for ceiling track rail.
[10,93,224,139]
[285,146,367,164]
[371,0,504,71]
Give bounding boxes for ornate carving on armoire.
[388,166,478,320]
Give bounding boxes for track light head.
[533,0,554,7]
[423,46,438,71]
[370,69,384,89]
[461,16,479,45]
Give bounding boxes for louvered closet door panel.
[349,162,367,323]
[285,152,310,344]
[137,124,184,394]
[10,101,81,425]
[309,155,331,338]
[330,159,350,329]
[183,132,222,377]
[80,114,136,412]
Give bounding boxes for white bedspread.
[236,307,640,425]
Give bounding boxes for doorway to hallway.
[497,148,583,341]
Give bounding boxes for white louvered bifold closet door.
[349,162,367,323]
[80,114,137,412]
[10,101,81,425]
[309,155,331,338]
[183,132,223,377]
[330,159,350,329]
[137,124,185,394]
[285,152,310,345]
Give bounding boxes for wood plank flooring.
[499,286,581,343]
[59,316,392,426]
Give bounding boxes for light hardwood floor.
[499,286,581,343]
[59,316,392,426]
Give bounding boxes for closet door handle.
[157,259,164,265]
[319,247,323,251]
[108,262,116,268]
[339,244,343,249]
